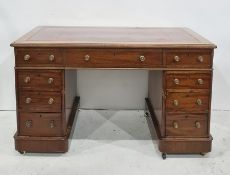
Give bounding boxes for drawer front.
[16,48,63,67]
[166,72,211,89]
[17,70,63,91]
[165,50,212,68]
[19,113,62,136]
[114,49,163,68]
[18,91,62,112]
[166,92,210,112]
[65,49,114,67]
[166,114,208,137]
[65,49,163,68]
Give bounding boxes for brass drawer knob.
[24,76,31,83]
[195,121,201,128]
[173,99,179,106]
[196,99,202,106]
[174,78,180,85]
[84,55,90,61]
[173,121,179,129]
[24,54,30,61]
[25,120,32,128]
[50,120,55,128]
[139,55,145,62]
[48,98,54,105]
[25,97,32,104]
[197,78,204,85]
[49,55,55,62]
[48,78,54,84]
[174,55,180,62]
[197,56,204,62]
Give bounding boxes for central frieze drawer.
[19,113,63,136]
[18,91,62,112]
[17,70,63,91]
[64,49,163,68]
[15,48,63,67]
[166,91,210,112]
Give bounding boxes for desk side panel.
[64,70,77,129]
[148,70,164,136]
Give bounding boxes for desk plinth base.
[14,96,80,153]
[159,137,212,154]
[145,98,212,156]
[14,134,68,153]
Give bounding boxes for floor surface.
[0,110,229,175]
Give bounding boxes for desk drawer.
[17,70,63,91]
[65,49,163,68]
[19,113,62,136]
[166,91,210,112]
[165,50,212,68]
[165,71,211,89]
[115,49,163,68]
[15,48,63,67]
[166,114,208,137]
[18,91,62,112]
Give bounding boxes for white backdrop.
[0,0,230,110]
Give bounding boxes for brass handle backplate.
[174,56,180,62]
[50,120,55,128]
[174,78,180,85]
[25,97,32,104]
[24,54,30,61]
[173,100,179,106]
[48,98,54,105]
[49,55,55,62]
[195,121,201,128]
[25,120,32,128]
[196,99,202,106]
[84,55,90,61]
[139,55,145,62]
[197,56,204,62]
[24,76,31,83]
[197,79,204,85]
[173,121,178,129]
[48,78,54,84]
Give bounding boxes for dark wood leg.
[162,153,167,160]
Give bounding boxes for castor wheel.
[162,153,167,160]
[200,153,205,156]
[144,112,149,117]
[19,151,26,154]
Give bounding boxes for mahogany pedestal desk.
[11,26,216,159]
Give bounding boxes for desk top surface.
[11,26,216,49]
